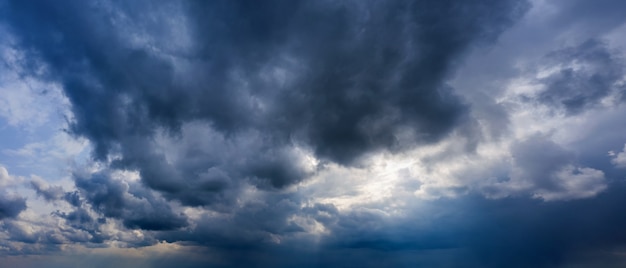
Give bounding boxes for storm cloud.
[2,0,626,267]
[2,0,527,200]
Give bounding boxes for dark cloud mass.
[2,0,527,200]
[0,194,26,220]
[536,39,626,114]
[74,171,188,231]
[4,0,626,267]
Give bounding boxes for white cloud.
[0,164,25,187]
[532,165,606,201]
[609,144,626,168]
[0,165,10,185]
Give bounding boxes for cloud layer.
[1,0,626,267]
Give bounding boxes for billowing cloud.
[0,166,26,220]
[1,0,527,199]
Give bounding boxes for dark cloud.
[511,135,575,190]
[536,39,626,114]
[52,207,107,244]
[4,1,626,268]
[28,170,188,236]
[316,191,626,268]
[17,1,626,267]
[123,189,626,268]
[457,188,626,267]
[0,194,26,220]
[1,0,528,209]
[73,171,188,231]
[0,0,535,264]
[158,192,306,250]
[1,221,46,244]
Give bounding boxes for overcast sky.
[1,0,626,267]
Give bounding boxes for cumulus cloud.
[0,166,26,220]
[509,135,607,200]
[609,144,626,168]
[0,194,26,220]
[76,171,188,231]
[0,165,12,186]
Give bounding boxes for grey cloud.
[112,127,312,207]
[30,178,65,202]
[147,189,626,268]
[0,1,533,257]
[510,134,606,200]
[1,0,529,209]
[17,1,624,267]
[0,194,26,220]
[536,39,626,114]
[0,216,108,255]
[309,191,626,268]
[21,171,186,246]
[610,144,626,168]
[3,0,626,267]
[63,191,82,207]
[158,192,307,249]
[458,188,626,267]
[74,171,188,231]
[51,205,110,244]
[548,0,626,34]
[1,221,54,245]
[511,135,575,190]
[450,0,626,146]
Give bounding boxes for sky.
[1,0,626,267]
